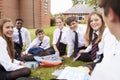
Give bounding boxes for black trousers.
[73,46,92,62]
[57,43,67,56]
[14,42,22,59]
[0,64,31,80]
[86,54,103,72]
[78,51,93,62]
[46,43,67,56]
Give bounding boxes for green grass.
[28,25,89,80]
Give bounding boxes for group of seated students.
[0,11,104,80]
[0,1,119,80]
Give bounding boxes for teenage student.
[52,16,69,56]
[23,29,50,55]
[90,0,120,80]
[12,19,31,58]
[66,16,86,58]
[0,18,31,80]
[74,12,105,62]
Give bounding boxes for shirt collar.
[93,30,99,35]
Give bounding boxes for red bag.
[34,53,62,67]
[40,60,62,67]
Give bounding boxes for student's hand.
[19,61,26,66]
[79,49,85,54]
[73,53,81,62]
[55,51,60,55]
[62,55,69,59]
[34,45,39,48]
[21,52,25,57]
[27,53,32,56]
[73,50,85,62]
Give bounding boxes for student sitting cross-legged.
[65,16,87,58]
[23,29,50,55]
[0,18,31,80]
[74,12,105,62]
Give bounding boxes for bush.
[50,17,55,26]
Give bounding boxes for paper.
[57,66,90,80]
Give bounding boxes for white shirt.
[84,31,99,53]
[90,28,120,80]
[12,27,31,49]
[25,36,50,54]
[67,25,87,57]
[0,36,24,71]
[53,27,69,45]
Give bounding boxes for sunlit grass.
[28,25,89,80]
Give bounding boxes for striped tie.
[90,33,99,61]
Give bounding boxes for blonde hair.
[0,18,14,62]
[85,12,105,46]
[55,16,65,22]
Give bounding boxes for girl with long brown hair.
[74,11,105,62]
[0,18,31,80]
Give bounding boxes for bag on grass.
[34,53,62,67]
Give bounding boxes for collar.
[93,30,99,35]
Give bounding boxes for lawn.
[28,25,89,80]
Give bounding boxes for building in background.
[0,0,50,28]
[62,3,95,23]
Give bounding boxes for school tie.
[91,33,99,61]
[74,31,78,58]
[39,41,42,46]
[56,31,62,47]
[18,29,23,47]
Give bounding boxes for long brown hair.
[85,12,105,46]
[0,18,14,62]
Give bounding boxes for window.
[44,0,48,14]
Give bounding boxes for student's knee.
[23,68,31,76]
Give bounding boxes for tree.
[72,0,88,6]
[87,0,97,10]
[72,0,79,6]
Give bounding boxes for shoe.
[16,77,41,80]
[50,79,67,80]
[62,55,69,59]
[28,77,41,80]
[16,77,28,80]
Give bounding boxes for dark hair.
[35,29,44,36]
[16,18,23,22]
[66,16,78,26]
[98,0,120,20]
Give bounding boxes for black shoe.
[50,79,67,80]
[16,77,28,80]
[16,77,41,80]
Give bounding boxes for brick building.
[63,3,94,23]
[0,0,51,28]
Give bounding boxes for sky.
[51,0,73,15]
